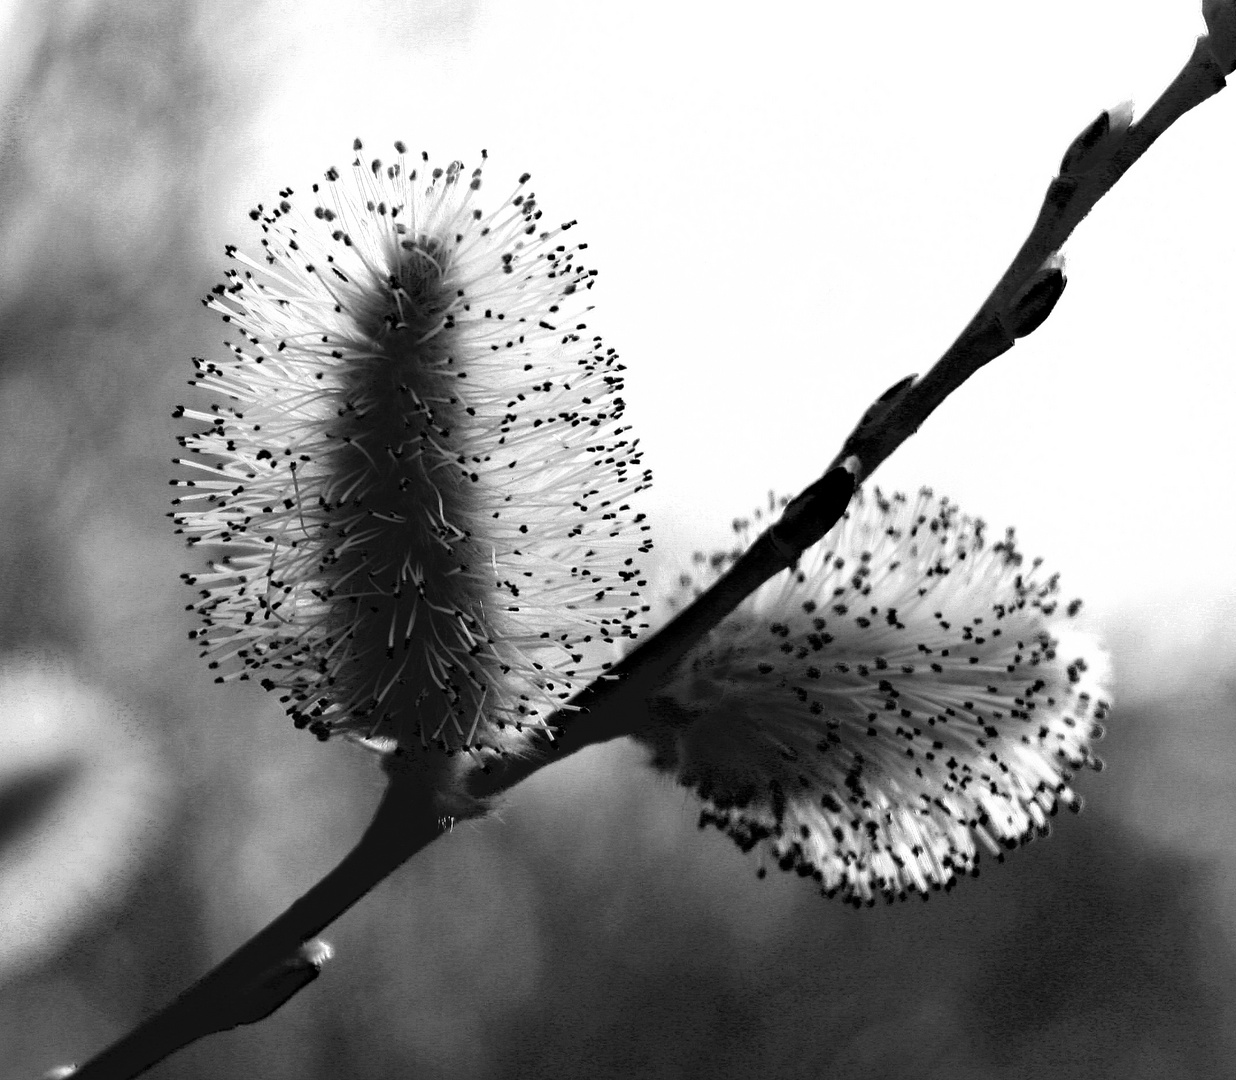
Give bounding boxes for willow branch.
[462,29,1233,801]
[52,22,1235,1080]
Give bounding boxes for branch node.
[851,372,915,437]
[1203,0,1236,75]
[1045,175,1080,213]
[999,259,1068,339]
[1059,102,1135,178]
[214,939,334,1032]
[773,467,857,556]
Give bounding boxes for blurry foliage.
[1,1,1236,1078]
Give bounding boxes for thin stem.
[830,34,1229,486]
[68,765,455,1080]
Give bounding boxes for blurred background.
[1,1,1234,1077]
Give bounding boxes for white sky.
[209,0,1236,638]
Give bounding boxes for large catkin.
[173,142,652,757]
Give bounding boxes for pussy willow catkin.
[643,489,1109,905]
[173,142,651,756]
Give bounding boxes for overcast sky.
[199,0,1236,644]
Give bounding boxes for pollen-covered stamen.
[172,142,652,755]
[646,487,1109,906]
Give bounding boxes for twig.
[462,29,1233,801]
[66,763,459,1080]
[830,31,1232,487]
[56,21,1235,1080]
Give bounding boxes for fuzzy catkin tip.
[172,142,653,757]
[642,487,1111,906]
